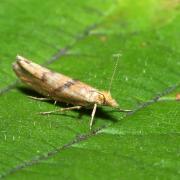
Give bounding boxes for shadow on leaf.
[18,87,119,123]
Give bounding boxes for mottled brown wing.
[13,56,99,106]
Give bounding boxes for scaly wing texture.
[13,56,98,106]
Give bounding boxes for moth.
[13,55,131,129]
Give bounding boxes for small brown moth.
[13,55,131,129]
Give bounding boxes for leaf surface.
[0,0,180,179]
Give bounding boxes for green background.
[0,0,180,179]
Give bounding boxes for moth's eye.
[99,94,106,104]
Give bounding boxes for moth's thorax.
[90,90,118,107]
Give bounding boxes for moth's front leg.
[90,103,97,130]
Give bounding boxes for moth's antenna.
[108,53,122,93]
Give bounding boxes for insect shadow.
[18,87,119,123]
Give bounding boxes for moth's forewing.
[13,56,99,106]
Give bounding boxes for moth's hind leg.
[28,96,57,105]
[39,106,82,115]
[28,96,51,101]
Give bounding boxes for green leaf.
[0,0,180,179]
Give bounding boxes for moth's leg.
[28,96,51,101]
[40,106,82,115]
[29,96,57,106]
[90,103,97,130]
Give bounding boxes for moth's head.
[97,91,119,107]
